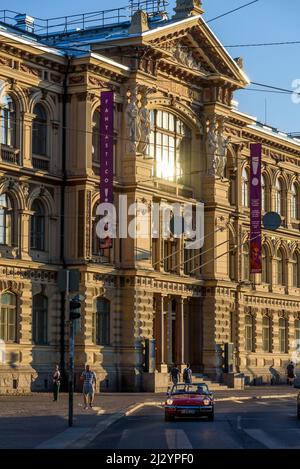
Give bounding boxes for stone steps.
[192,374,230,391]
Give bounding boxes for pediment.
[143,17,249,87]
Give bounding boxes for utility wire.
[206,0,260,23]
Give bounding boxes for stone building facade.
[0,1,299,393]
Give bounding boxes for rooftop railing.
[0,1,169,37]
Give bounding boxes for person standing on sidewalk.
[52,364,61,402]
[287,361,295,386]
[183,363,193,389]
[80,364,97,409]
[170,364,180,387]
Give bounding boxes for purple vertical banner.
[100,91,114,249]
[250,143,262,274]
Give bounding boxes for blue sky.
[3,0,300,132]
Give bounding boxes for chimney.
[14,14,35,34]
[128,10,149,35]
[173,0,204,21]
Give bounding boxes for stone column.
[176,297,185,371]
[19,209,33,261]
[156,294,167,372]
[167,297,173,366]
[21,112,34,169]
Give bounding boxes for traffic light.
[69,297,81,321]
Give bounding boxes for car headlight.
[203,399,211,406]
[166,399,173,405]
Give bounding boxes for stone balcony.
[0,146,20,165]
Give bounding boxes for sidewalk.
[0,386,298,449]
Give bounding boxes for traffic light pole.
[64,269,73,428]
[69,315,74,427]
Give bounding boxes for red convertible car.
[164,383,214,422]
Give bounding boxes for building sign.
[250,143,262,273]
[100,91,114,249]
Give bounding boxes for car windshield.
[171,384,210,395]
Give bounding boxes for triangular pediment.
[144,17,248,87]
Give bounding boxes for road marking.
[117,429,131,449]
[237,416,242,430]
[165,429,193,449]
[257,401,269,405]
[233,400,245,404]
[243,429,286,449]
[35,427,90,449]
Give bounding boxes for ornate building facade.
[0,0,299,393]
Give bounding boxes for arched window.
[149,110,191,182]
[92,298,110,345]
[243,243,250,280]
[92,108,100,163]
[279,317,287,353]
[0,292,17,342]
[261,246,269,283]
[30,200,45,251]
[242,168,249,207]
[295,319,300,345]
[291,183,298,220]
[1,95,16,147]
[262,316,271,352]
[245,314,254,352]
[0,193,13,246]
[277,249,285,286]
[275,179,283,215]
[32,104,47,156]
[292,252,300,288]
[32,294,48,345]
[261,175,267,212]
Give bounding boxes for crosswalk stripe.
[244,429,284,449]
[165,429,193,449]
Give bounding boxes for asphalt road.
[87,397,300,449]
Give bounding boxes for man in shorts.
[80,364,97,409]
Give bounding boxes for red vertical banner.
[250,143,262,273]
[100,91,114,249]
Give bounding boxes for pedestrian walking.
[287,361,295,386]
[80,364,97,409]
[170,364,180,387]
[183,363,192,388]
[52,364,61,402]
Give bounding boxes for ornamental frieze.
[0,266,56,282]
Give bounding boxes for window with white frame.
[32,294,48,345]
[292,252,300,288]
[1,95,16,147]
[30,200,46,251]
[0,193,13,246]
[32,104,47,156]
[242,167,249,207]
[275,179,283,216]
[245,314,254,352]
[262,315,272,352]
[92,298,110,345]
[0,292,17,342]
[149,110,191,182]
[277,249,285,286]
[291,183,298,220]
[279,317,288,353]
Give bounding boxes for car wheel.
[207,412,214,422]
